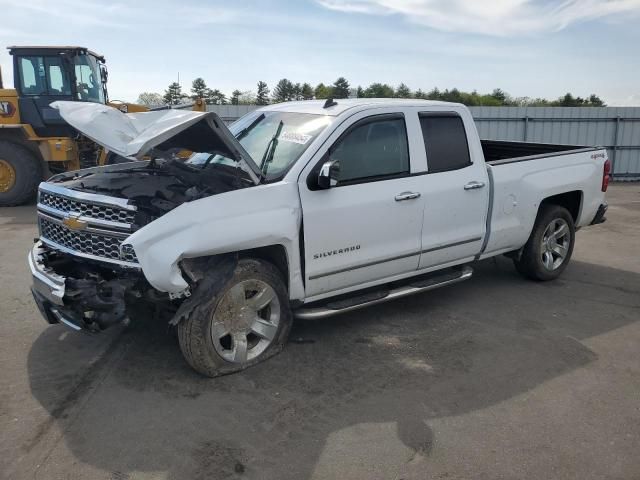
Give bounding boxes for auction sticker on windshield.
[281,131,312,145]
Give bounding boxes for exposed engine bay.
[49,158,254,220]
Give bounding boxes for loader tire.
[0,141,42,206]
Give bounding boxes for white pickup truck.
[28,99,609,377]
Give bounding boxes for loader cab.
[8,46,108,137]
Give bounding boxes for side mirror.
[317,160,340,189]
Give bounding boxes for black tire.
[177,258,293,377]
[0,141,43,206]
[514,205,575,281]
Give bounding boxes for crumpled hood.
[51,101,261,184]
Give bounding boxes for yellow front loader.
[0,46,206,206]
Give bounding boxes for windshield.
[73,54,105,104]
[187,111,332,179]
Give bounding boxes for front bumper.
[590,202,608,225]
[28,242,84,330]
[28,241,134,331]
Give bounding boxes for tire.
[513,205,575,281]
[0,141,43,206]
[177,258,293,377]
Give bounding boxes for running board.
[294,266,473,320]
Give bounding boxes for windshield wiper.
[259,121,284,177]
[235,113,265,141]
[200,113,267,170]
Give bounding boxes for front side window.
[74,55,105,103]
[420,114,471,173]
[330,116,409,184]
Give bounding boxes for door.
[299,112,426,298]
[416,112,490,269]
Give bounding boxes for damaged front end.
[29,242,141,331]
[28,101,260,333]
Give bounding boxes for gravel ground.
[0,184,638,480]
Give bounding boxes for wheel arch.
[0,128,45,164]
[539,190,583,224]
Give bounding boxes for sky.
[1,0,640,105]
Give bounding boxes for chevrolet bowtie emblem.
[62,213,88,231]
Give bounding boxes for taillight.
[602,159,611,192]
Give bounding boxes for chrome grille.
[37,184,139,266]
[39,190,136,224]
[39,217,138,263]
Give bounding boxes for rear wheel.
[178,258,292,377]
[514,205,575,281]
[0,141,42,206]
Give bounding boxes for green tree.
[205,88,226,105]
[136,92,164,108]
[314,83,332,99]
[273,78,294,102]
[190,77,208,99]
[163,82,185,105]
[363,83,395,98]
[356,86,364,98]
[395,83,412,98]
[256,81,270,105]
[587,94,605,106]
[332,77,350,98]
[231,89,242,105]
[292,83,303,101]
[414,89,425,99]
[301,83,314,100]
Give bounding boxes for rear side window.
[420,114,471,173]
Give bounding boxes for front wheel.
[514,205,575,281]
[177,258,292,377]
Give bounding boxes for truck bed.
[482,140,598,165]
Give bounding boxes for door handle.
[395,191,421,201]
[464,181,485,190]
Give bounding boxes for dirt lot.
[1,184,639,480]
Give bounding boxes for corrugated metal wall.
[468,107,640,180]
[208,104,640,180]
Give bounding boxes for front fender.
[126,181,304,299]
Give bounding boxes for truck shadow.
[26,258,640,479]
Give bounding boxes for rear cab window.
[419,113,471,173]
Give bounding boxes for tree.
[395,83,412,98]
[356,86,364,98]
[273,78,294,102]
[163,82,186,105]
[256,81,270,105]
[292,83,303,101]
[301,83,314,100]
[231,89,242,105]
[238,91,256,105]
[362,83,395,98]
[136,92,164,108]
[204,88,226,105]
[587,94,605,106]
[332,77,350,99]
[314,83,332,99]
[191,78,208,100]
